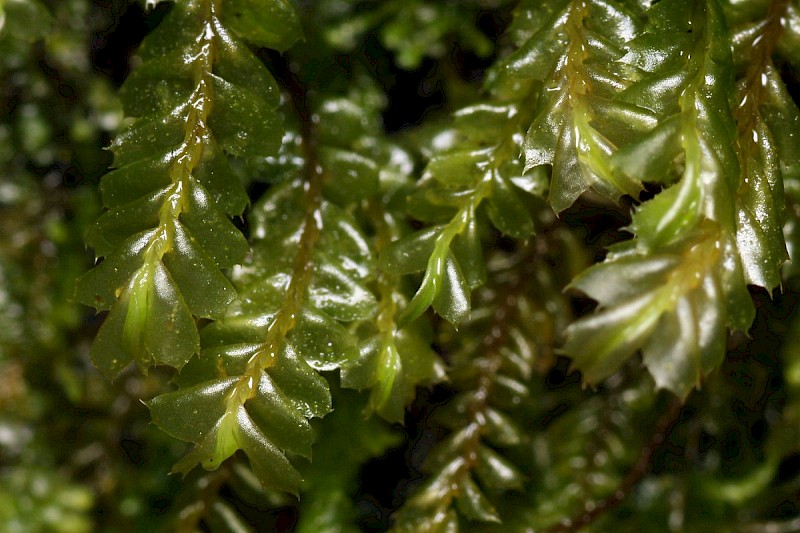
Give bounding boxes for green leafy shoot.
[74,0,290,379]
[730,0,799,289]
[342,203,445,424]
[392,249,556,530]
[621,0,740,250]
[562,0,799,397]
[383,102,542,327]
[563,223,753,399]
[148,175,375,495]
[502,0,649,212]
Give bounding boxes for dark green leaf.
[222,0,302,51]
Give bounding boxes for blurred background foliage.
[1,0,800,531]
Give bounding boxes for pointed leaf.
[91,260,199,379]
[486,173,534,239]
[431,253,471,325]
[474,444,524,490]
[380,226,443,275]
[455,476,501,523]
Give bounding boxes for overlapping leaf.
[558,0,799,396]
[500,0,649,212]
[251,83,388,198]
[342,208,444,423]
[726,0,800,288]
[612,0,738,251]
[74,0,291,379]
[243,85,443,424]
[564,225,753,398]
[607,0,795,282]
[148,180,376,494]
[385,103,543,327]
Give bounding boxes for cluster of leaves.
[3,0,800,531]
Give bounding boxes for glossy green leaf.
[451,216,486,290]
[222,0,302,51]
[342,321,443,423]
[90,259,199,379]
[485,173,534,239]
[610,116,683,185]
[108,115,183,167]
[179,176,250,267]
[75,231,155,310]
[320,147,380,205]
[118,50,193,117]
[308,260,376,322]
[161,220,237,319]
[99,155,171,208]
[451,105,515,146]
[501,0,570,80]
[734,66,797,289]
[290,309,359,371]
[380,226,443,276]
[132,2,199,60]
[564,227,754,398]
[315,202,375,278]
[85,190,163,258]
[315,97,382,147]
[431,252,471,325]
[424,150,490,188]
[208,75,283,158]
[394,221,480,327]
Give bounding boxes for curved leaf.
[564,226,753,398]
